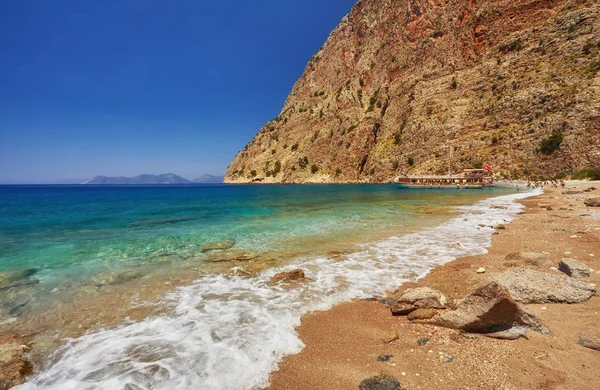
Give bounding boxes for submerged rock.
[436,282,541,333]
[271,269,305,283]
[94,270,142,287]
[358,375,401,390]
[494,268,596,304]
[200,239,235,252]
[0,333,33,389]
[559,258,591,279]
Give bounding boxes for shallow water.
[0,184,537,389]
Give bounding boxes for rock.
[476,267,486,274]
[377,354,393,362]
[562,191,582,195]
[491,205,507,210]
[0,333,33,389]
[494,268,596,304]
[495,224,506,230]
[483,327,529,340]
[359,375,401,390]
[584,198,600,207]
[270,269,305,283]
[200,239,235,252]
[559,258,591,279]
[416,337,430,346]
[381,331,399,343]
[436,282,542,333]
[396,287,447,309]
[390,302,416,316]
[94,270,142,287]
[407,308,437,321]
[442,353,454,363]
[541,328,551,335]
[578,335,600,351]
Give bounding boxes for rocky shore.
[268,182,600,390]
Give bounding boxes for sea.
[0,184,539,389]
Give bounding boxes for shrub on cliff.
[310,164,318,174]
[540,130,563,155]
[407,156,414,166]
[572,167,600,180]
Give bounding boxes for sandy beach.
[268,182,600,390]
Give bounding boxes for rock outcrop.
[390,287,447,315]
[494,268,597,303]
[436,282,541,333]
[226,0,600,183]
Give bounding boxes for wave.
[17,189,541,390]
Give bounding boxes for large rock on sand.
[436,282,541,333]
[584,198,600,207]
[359,375,401,390]
[494,268,596,304]
[390,287,447,315]
[559,258,591,279]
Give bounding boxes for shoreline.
[267,182,600,390]
[3,184,596,388]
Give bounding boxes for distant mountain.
[193,174,224,183]
[81,173,191,185]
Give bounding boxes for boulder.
[407,308,437,321]
[584,198,600,207]
[396,287,447,309]
[494,268,596,304]
[201,239,235,252]
[559,258,591,279]
[436,282,542,333]
[271,269,305,283]
[359,375,401,390]
[0,333,33,389]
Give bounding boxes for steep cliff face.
[225,0,600,183]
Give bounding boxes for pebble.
[590,254,595,257]
[401,372,406,376]
[541,328,551,335]
[565,251,572,255]
[443,353,454,363]
[541,306,548,311]
[476,267,486,274]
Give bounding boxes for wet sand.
[268,182,600,390]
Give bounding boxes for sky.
[0,0,356,183]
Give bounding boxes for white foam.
[18,189,541,390]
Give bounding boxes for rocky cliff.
[225,0,600,183]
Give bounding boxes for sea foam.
[18,189,541,390]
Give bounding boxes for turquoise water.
[0,184,511,319]
[1,184,536,390]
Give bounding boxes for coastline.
[268,182,600,390]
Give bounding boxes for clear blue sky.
[0,0,356,183]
